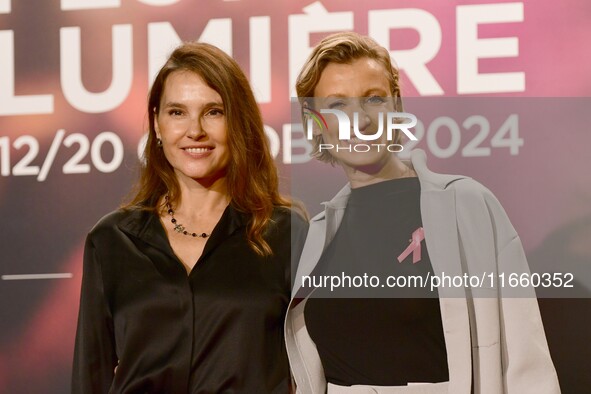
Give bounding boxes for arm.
[71,235,117,394]
[482,189,561,393]
[497,237,561,393]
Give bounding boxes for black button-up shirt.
[72,205,306,393]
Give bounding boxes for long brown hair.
[125,42,292,256]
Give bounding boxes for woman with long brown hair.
[72,42,306,393]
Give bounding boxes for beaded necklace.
[164,195,210,238]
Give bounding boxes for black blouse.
[304,178,449,386]
[72,205,307,394]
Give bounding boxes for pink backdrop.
[1,1,590,392]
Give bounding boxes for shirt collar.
[117,204,249,259]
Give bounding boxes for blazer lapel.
[420,189,473,394]
[292,185,350,297]
[292,216,327,298]
[412,149,472,394]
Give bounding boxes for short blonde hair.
[295,32,403,164]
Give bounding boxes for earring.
[157,138,162,147]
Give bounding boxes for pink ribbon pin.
[397,227,425,264]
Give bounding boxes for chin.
[334,152,389,169]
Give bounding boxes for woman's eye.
[366,96,386,105]
[206,108,224,117]
[328,101,345,109]
[168,109,184,116]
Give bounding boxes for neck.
[172,176,230,220]
[343,155,414,189]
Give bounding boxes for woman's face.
[312,57,395,172]
[155,70,230,186]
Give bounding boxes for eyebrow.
[202,100,224,108]
[162,101,187,109]
[161,100,224,109]
[325,93,347,99]
[324,88,391,99]
[363,88,390,96]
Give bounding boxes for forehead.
[313,57,391,98]
[161,70,222,104]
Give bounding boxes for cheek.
[160,145,175,164]
[216,125,229,145]
[323,119,341,138]
[368,113,384,127]
[219,130,229,145]
[159,118,190,139]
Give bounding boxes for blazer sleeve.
[71,234,117,394]
[483,190,561,393]
[496,237,561,393]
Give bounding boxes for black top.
[304,177,449,386]
[72,205,307,394]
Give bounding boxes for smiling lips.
[184,147,213,154]
[339,137,368,146]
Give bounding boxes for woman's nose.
[352,108,371,134]
[186,116,204,139]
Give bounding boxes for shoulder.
[412,149,504,210]
[414,154,517,238]
[443,176,518,245]
[446,177,508,216]
[270,206,309,233]
[87,208,148,241]
[412,149,501,208]
[448,177,495,200]
[91,209,130,229]
[89,208,131,232]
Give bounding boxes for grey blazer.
[285,149,560,394]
